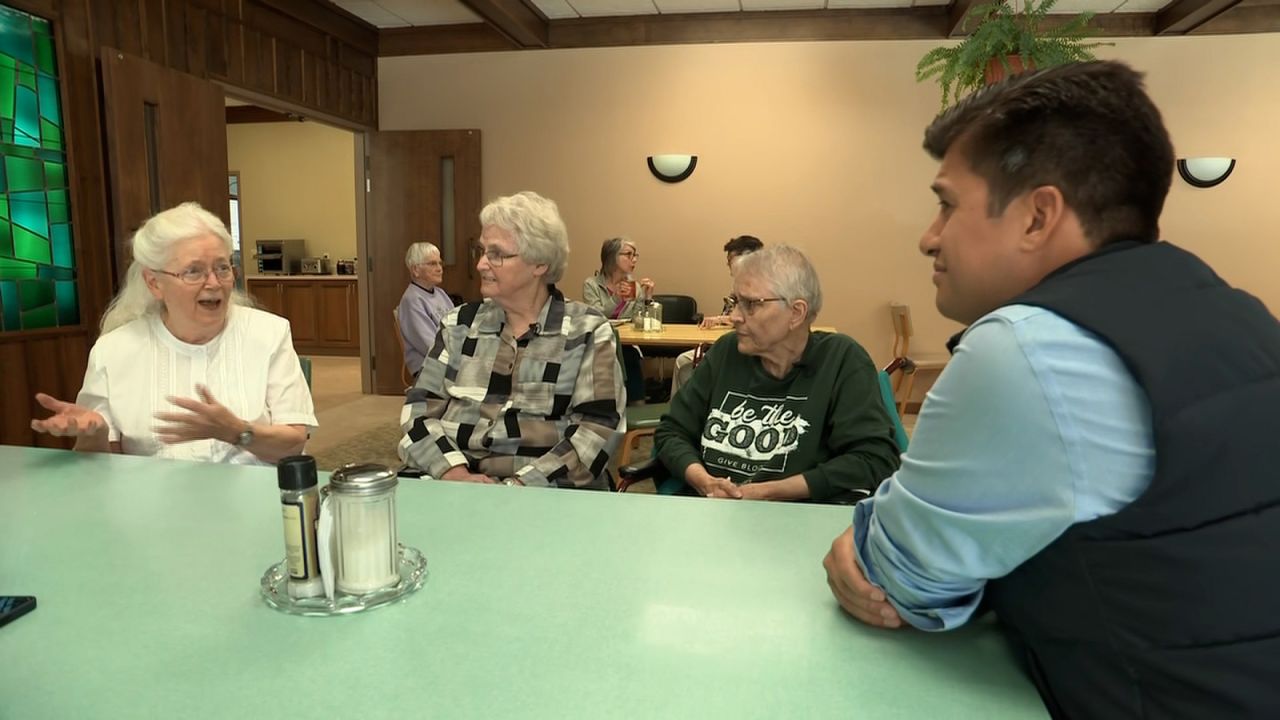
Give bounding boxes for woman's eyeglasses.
[471,244,520,267]
[619,250,639,260]
[727,294,786,316]
[152,263,235,285]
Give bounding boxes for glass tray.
[260,544,427,617]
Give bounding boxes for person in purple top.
[397,242,455,377]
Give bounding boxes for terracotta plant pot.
[985,55,1034,85]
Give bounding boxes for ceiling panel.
[654,0,743,12]
[567,0,661,16]
[376,0,482,24]
[532,0,582,19]
[739,0,825,9]
[330,0,409,27]
[828,0,914,7]
[1049,0,1171,12]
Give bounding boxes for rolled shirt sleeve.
[853,306,1154,630]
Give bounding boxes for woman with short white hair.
[399,191,625,489]
[29,202,316,464]
[397,241,454,376]
[655,245,900,503]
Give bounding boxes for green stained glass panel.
[47,188,65,223]
[0,8,33,67]
[36,74,55,119]
[12,224,48,263]
[5,154,39,190]
[13,85,37,146]
[0,256,32,279]
[33,33,52,75]
[12,189,46,236]
[0,279,16,329]
[55,278,75,324]
[1,4,76,331]
[18,276,51,308]
[0,70,13,122]
[38,117,58,149]
[20,301,52,327]
[50,222,69,267]
[43,160,61,188]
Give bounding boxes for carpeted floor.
[311,421,403,472]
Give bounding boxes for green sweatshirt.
[655,331,901,502]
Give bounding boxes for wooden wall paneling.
[140,0,168,63]
[224,14,244,85]
[275,39,303,104]
[58,0,116,331]
[26,336,71,448]
[0,342,34,445]
[203,8,229,80]
[184,3,209,78]
[165,0,188,73]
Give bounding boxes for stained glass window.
[0,4,75,332]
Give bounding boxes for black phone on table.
[0,596,36,628]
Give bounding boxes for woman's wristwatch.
[233,423,255,448]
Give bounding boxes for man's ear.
[1021,185,1067,250]
[789,299,809,329]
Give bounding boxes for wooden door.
[99,48,229,282]
[366,130,481,395]
[317,281,357,346]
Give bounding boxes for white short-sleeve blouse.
[75,305,318,465]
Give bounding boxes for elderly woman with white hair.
[399,191,625,489]
[30,202,316,464]
[397,241,455,376]
[654,245,900,503]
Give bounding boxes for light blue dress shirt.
[853,304,1156,630]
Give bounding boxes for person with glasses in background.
[30,202,316,464]
[654,245,900,503]
[582,237,655,404]
[399,191,624,490]
[668,234,764,397]
[397,242,454,377]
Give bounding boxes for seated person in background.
[670,235,763,396]
[582,237,654,319]
[582,237,653,403]
[700,235,764,329]
[30,202,316,464]
[655,245,900,503]
[399,191,625,489]
[397,241,455,377]
[823,62,1280,718]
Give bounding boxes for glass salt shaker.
[323,463,400,595]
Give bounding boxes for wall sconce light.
[1177,157,1235,188]
[647,154,697,183]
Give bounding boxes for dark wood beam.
[548,8,948,48]
[253,0,379,56]
[1041,12,1157,37]
[1155,0,1241,34]
[456,0,549,48]
[226,105,299,123]
[947,0,981,37]
[380,23,515,56]
[1189,0,1280,33]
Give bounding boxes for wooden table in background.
[616,323,837,350]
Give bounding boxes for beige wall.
[379,34,1280,364]
[227,121,357,275]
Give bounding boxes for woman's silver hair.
[478,191,569,283]
[404,241,441,269]
[735,245,823,322]
[599,237,636,278]
[99,202,250,335]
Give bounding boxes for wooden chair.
[391,307,413,389]
[889,302,949,417]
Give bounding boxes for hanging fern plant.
[916,0,1109,108]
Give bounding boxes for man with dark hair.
[723,234,764,258]
[670,236,766,395]
[824,61,1280,718]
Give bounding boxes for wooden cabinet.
[246,277,359,356]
